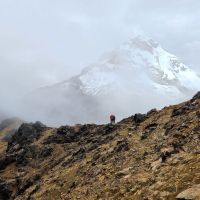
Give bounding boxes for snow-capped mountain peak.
[77,36,200,96]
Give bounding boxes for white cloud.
[0,0,200,118]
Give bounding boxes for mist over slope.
[22,36,200,125]
[0,118,24,141]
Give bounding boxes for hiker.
[110,114,116,125]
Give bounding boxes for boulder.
[133,113,146,123]
[176,184,200,199]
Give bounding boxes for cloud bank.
[0,0,199,122]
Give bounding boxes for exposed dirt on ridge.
[1,93,200,200]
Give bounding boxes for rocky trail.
[1,92,200,199]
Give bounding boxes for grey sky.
[0,0,200,99]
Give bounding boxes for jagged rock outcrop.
[133,113,146,123]
[0,92,200,199]
[7,121,46,151]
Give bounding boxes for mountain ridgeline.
[0,92,200,199]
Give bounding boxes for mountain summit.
[25,36,200,125]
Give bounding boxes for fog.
[0,0,200,125]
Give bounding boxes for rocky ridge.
[1,92,200,199]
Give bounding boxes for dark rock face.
[133,113,146,123]
[147,108,157,115]
[53,124,118,168]
[57,126,75,136]
[103,124,116,135]
[0,154,16,170]
[196,111,200,118]
[172,100,200,117]
[72,147,86,160]
[114,139,129,152]
[44,125,84,145]
[7,122,46,152]
[44,124,117,149]
[39,146,53,158]
[57,126,77,143]
[0,178,12,200]
[192,91,200,100]
[16,174,41,196]
[15,145,39,166]
[0,122,47,171]
[171,107,187,117]
[17,179,33,195]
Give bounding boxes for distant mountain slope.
[0,118,24,141]
[25,36,200,125]
[1,92,200,199]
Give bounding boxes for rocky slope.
[1,92,200,199]
[24,36,200,125]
